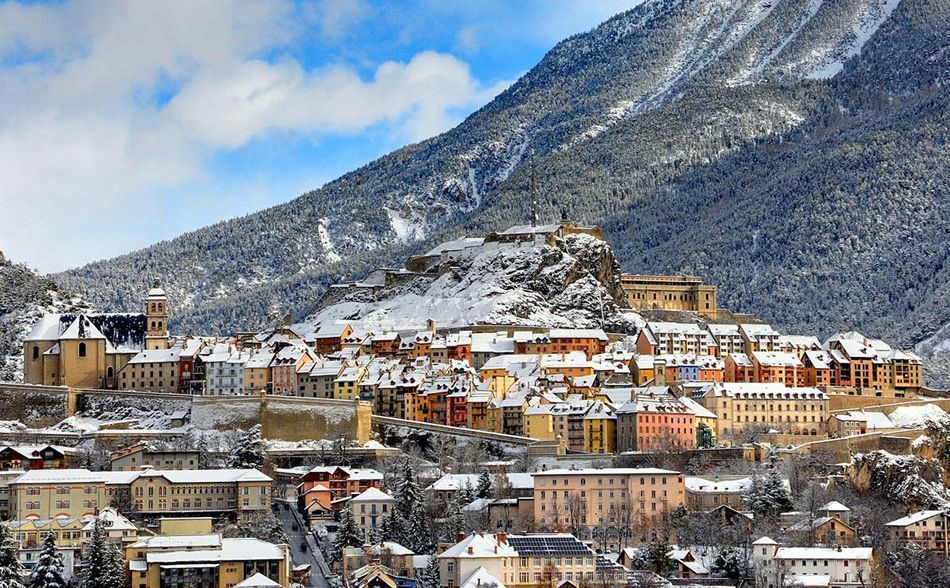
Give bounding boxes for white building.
[204,347,249,395]
[752,536,872,588]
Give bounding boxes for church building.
[22,281,170,389]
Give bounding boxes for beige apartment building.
[533,468,685,532]
[8,469,139,520]
[691,383,829,440]
[8,468,271,521]
[620,274,717,313]
[110,444,201,471]
[438,532,628,588]
[130,469,271,519]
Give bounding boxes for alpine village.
[0,2,948,588]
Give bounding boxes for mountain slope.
[54,0,949,380]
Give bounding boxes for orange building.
[616,392,696,452]
[311,324,353,354]
[724,353,754,383]
[515,329,608,360]
[802,350,833,387]
[751,351,804,387]
[297,466,383,503]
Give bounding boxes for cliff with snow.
[306,229,641,333]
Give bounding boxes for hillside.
[0,253,89,381]
[305,230,641,333]
[52,0,950,383]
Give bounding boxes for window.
[32,346,39,360]
[78,342,87,358]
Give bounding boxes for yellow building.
[523,404,557,441]
[130,469,271,520]
[127,531,290,588]
[583,401,616,454]
[8,469,138,520]
[23,282,170,388]
[620,274,717,313]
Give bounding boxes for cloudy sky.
[0,0,640,273]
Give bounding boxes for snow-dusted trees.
[80,518,125,588]
[417,554,441,588]
[227,424,265,469]
[27,533,65,588]
[0,522,25,588]
[330,505,363,564]
[743,465,790,517]
[475,471,492,499]
[379,459,432,553]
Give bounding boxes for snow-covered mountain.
[0,253,90,381]
[305,230,642,333]
[43,0,950,384]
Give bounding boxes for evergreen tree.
[81,518,109,588]
[102,541,127,588]
[443,497,466,542]
[475,471,492,499]
[417,554,441,588]
[744,465,790,517]
[378,505,403,546]
[0,523,26,588]
[227,424,265,469]
[330,505,363,564]
[28,533,65,588]
[645,534,673,575]
[393,459,431,553]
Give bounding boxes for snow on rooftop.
[885,510,948,526]
[146,537,285,563]
[350,487,394,502]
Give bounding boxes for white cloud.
[0,0,505,272]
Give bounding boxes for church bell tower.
[145,279,170,350]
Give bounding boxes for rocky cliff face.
[847,449,950,509]
[306,232,641,333]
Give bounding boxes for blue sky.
[0,0,641,273]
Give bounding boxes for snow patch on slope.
[317,218,342,264]
[386,208,424,244]
[806,0,901,79]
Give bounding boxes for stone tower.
[145,279,169,350]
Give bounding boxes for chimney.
[467,546,474,555]
[496,533,507,544]
[457,533,466,542]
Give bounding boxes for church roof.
[60,315,107,340]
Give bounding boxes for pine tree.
[81,518,109,588]
[0,523,26,588]
[443,497,465,543]
[28,533,66,588]
[379,505,403,546]
[330,505,363,564]
[744,465,790,517]
[645,534,673,575]
[475,470,492,499]
[102,541,127,588]
[417,554,441,588]
[227,424,265,469]
[393,460,431,553]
